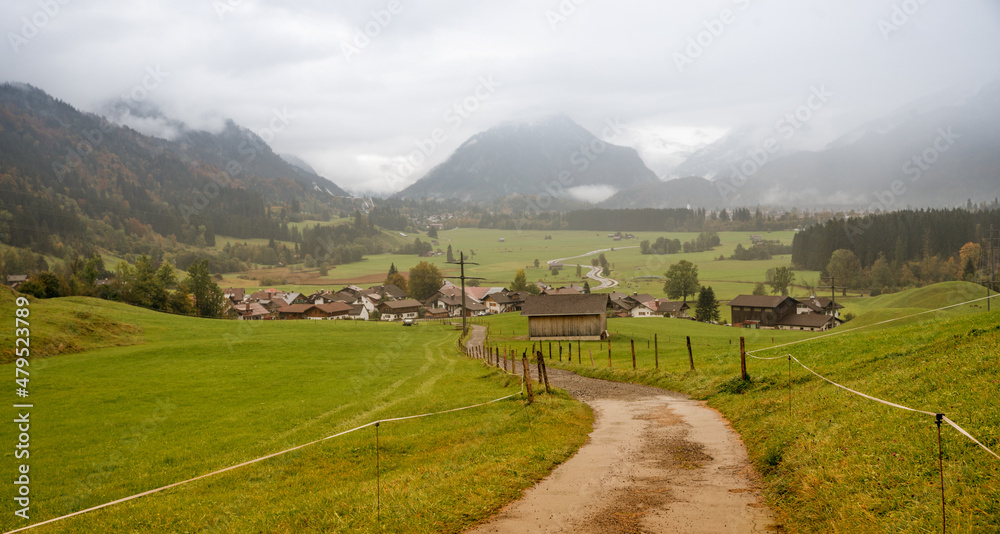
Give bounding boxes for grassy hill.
[0,296,591,533]
[0,286,144,364]
[481,284,1000,533]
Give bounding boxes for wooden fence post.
[687,336,695,371]
[568,342,572,363]
[577,340,581,363]
[537,351,551,394]
[654,333,659,370]
[549,342,552,360]
[740,337,748,381]
[589,348,594,367]
[559,344,563,362]
[631,339,636,370]
[608,347,612,368]
[522,353,534,404]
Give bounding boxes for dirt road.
[465,328,780,533]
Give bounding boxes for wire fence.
[3,341,525,534]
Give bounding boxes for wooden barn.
[520,294,609,341]
[729,295,798,328]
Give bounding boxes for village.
[226,279,844,334]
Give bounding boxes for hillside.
[483,288,1000,533]
[598,175,724,209]
[396,115,659,202]
[0,294,591,533]
[0,82,350,259]
[0,286,143,364]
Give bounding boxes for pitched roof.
[489,291,527,305]
[315,302,354,315]
[797,296,845,312]
[728,295,797,309]
[776,313,836,328]
[278,303,314,314]
[632,294,656,305]
[542,286,582,296]
[521,294,610,317]
[381,298,423,311]
[656,300,689,313]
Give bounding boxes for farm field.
[217,228,820,304]
[480,282,1000,533]
[0,289,591,533]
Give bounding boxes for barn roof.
[728,295,797,309]
[520,294,609,317]
[776,313,835,328]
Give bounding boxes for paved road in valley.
[546,246,639,290]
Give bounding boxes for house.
[224,287,246,302]
[237,302,272,320]
[775,312,837,332]
[6,275,28,289]
[277,292,309,307]
[316,302,354,319]
[483,291,527,314]
[366,284,407,301]
[277,302,353,320]
[424,306,449,320]
[520,294,610,341]
[464,301,488,317]
[629,300,659,318]
[656,300,690,319]
[379,299,423,321]
[348,304,370,321]
[730,294,839,331]
[795,296,844,319]
[425,293,466,317]
[541,286,582,296]
[728,295,799,328]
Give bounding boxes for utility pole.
[448,252,484,336]
[982,225,998,313]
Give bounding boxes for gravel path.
[465,327,781,534]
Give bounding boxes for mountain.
[0,82,349,256]
[617,81,1000,209]
[735,81,1000,208]
[396,115,659,202]
[598,176,724,209]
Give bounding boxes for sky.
[3,0,999,196]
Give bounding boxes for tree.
[869,253,895,290]
[583,281,591,294]
[133,255,168,310]
[387,263,398,276]
[766,266,795,296]
[19,272,64,299]
[576,264,582,278]
[752,282,768,296]
[427,226,438,239]
[511,268,529,291]
[446,244,455,263]
[694,286,720,322]
[663,260,699,302]
[826,249,862,295]
[156,262,177,289]
[168,284,195,315]
[385,271,408,293]
[186,259,225,318]
[533,259,540,268]
[959,242,981,279]
[408,261,443,301]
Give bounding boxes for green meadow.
[220,228,819,304]
[0,289,591,533]
[481,281,1000,533]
